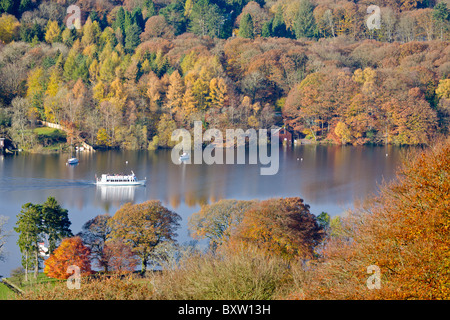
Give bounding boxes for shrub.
[151,245,293,300]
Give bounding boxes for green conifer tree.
[239,13,254,39]
[294,0,316,39]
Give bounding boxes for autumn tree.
[283,72,336,141]
[44,236,92,280]
[140,15,175,40]
[44,20,61,44]
[382,88,438,145]
[78,214,112,272]
[149,113,178,149]
[102,239,139,274]
[179,82,198,126]
[188,199,256,251]
[81,18,101,47]
[26,67,45,119]
[228,197,325,260]
[0,13,19,43]
[208,77,227,110]
[334,121,352,144]
[43,68,62,123]
[436,79,450,100]
[108,200,181,274]
[165,70,184,115]
[302,138,450,299]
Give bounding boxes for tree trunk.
[34,247,39,279]
[24,250,28,282]
[141,257,147,275]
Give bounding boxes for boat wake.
[0,177,95,192]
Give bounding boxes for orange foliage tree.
[108,200,181,274]
[300,137,450,299]
[44,236,92,280]
[103,239,139,274]
[227,197,325,260]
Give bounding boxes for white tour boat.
[95,171,146,186]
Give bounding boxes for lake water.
[0,145,408,277]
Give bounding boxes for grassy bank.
[17,248,308,300]
[0,282,15,300]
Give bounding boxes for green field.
[33,127,62,135]
[0,282,15,300]
[31,127,67,151]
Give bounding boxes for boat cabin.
[99,174,137,183]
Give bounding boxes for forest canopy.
[0,0,449,150]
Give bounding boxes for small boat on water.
[95,171,146,186]
[67,139,79,165]
[179,152,190,161]
[67,157,79,165]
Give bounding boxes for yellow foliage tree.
[0,13,19,43]
[436,79,450,100]
[45,69,60,97]
[208,77,227,110]
[45,20,61,44]
[334,121,351,144]
[96,128,111,146]
[165,70,185,115]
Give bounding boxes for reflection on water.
[0,145,410,276]
[0,145,408,212]
[96,185,139,203]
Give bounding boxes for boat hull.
[67,158,79,164]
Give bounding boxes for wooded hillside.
[0,0,449,149]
